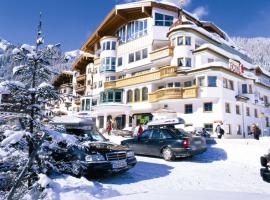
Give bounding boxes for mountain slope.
[232,37,270,71]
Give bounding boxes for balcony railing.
[149,86,198,103]
[75,85,85,94]
[76,74,86,82]
[150,46,173,61]
[104,66,177,89]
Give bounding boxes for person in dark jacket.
[250,124,261,140]
[215,124,224,139]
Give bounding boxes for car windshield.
[66,129,107,142]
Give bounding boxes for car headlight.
[85,154,105,162]
[127,151,135,158]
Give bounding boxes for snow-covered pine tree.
[0,13,67,200]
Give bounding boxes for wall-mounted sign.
[229,59,244,75]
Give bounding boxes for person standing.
[215,124,224,139]
[106,118,112,135]
[138,123,144,137]
[250,124,261,140]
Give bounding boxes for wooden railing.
[148,86,198,103]
[75,85,85,94]
[150,46,173,61]
[104,66,177,89]
[76,74,86,82]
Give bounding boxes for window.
[151,130,162,139]
[127,90,133,103]
[204,124,213,133]
[102,43,106,51]
[98,116,104,128]
[198,76,205,87]
[115,91,122,102]
[92,99,97,106]
[127,19,148,41]
[185,104,193,114]
[208,58,214,63]
[129,53,134,63]
[184,81,192,87]
[142,87,148,101]
[254,109,258,118]
[242,84,248,94]
[81,99,85,111]
[108,91,114,102]
[116,25,126,44]
[135,51,141,61]
[106,41,110,50]
[223,78,228,88]
[160,129,173,139]
[185,58,191,67]
[264,96,269,105]
[246,107,250,116]
[229,80,234,90]
[204,102,213,112]
[134,88,140,102]
[236,105,240,115]
[266,117,269,127]
[237,125,242,135]
[208,76,217,87]
[227,124,232,134]
[168,82,174,87]
[155,12,173,26]
[225,103,230,113]
[98,81,102,88]
[177,36,184,45]
[142,48,148,59]
[185,36,191,45]
[111,41,116,50]
[171,38,176,47]
[101,57,116,72]
[140,130,152,139]
[178,58,184,66]
[175,82,181,87]
[117,57,122,67]
[87,80,91,85]
[248,85,253,94]
[86,99,91,111]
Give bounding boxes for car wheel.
[162,147,174,161]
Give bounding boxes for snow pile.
[38,174,52,188]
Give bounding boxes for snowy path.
[45,137,270,200]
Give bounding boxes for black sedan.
[121,128,207,161]
[260,150,270,183]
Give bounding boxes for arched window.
[142,87,148,101]
[127,90,133,103]
[134,88,140,102]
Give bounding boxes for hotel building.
[70,0,270,138]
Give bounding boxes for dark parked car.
[40,116,137,178]
[121,127,207,161]
[260,150,270,183]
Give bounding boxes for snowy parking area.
[44,136,270,200]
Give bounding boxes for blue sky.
[0,0,270,51]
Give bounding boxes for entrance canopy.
[93,103,132,116]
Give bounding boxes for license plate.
[111,160,127,169]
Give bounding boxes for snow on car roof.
[51,115,95,126]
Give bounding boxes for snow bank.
[38,174,52,188]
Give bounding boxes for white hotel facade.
[70,0,270,138]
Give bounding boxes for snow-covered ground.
[42,136,270,200]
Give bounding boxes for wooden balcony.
[149,86,198,103]
[94,57,101,65]
[104,66,177,89]
[76,74,86,82]
[150,46,173,61]
[75,85,85,94]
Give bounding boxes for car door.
[133,129,153,155]
[146,129,164,156]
